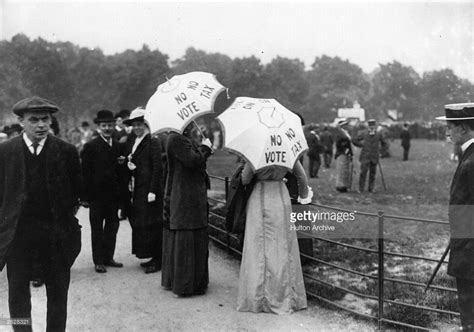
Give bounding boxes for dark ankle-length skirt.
[132,223,163,261]
[161,227,209,295]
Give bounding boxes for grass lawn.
[206,138,461,329]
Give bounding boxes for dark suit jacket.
[306,133,323,158]
[448,143,474,279]
[0,135,82,270]
[81,136,121,203]
[320,131,334,152]
[335,131,353,159]
[400,129,411,148]
[353,130,386,163]
[164,132,212,230]
[125,134,163,227]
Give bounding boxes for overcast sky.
[1,0,473,82]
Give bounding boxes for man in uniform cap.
[81,110,123,273]
[0,96,82,331]
[353,119,387,193]
[436,102,474,330]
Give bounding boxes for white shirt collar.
[23,133,47,155]
[461,138,474,153]
[131,133,147,154]
[100,134,112,146]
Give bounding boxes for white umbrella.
[144,71,226,134]
[217,97,308,172]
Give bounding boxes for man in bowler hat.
[81,110,123,273]
[437,103,474,330]
[0,96,82,331]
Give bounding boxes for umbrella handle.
[193,120,206,139]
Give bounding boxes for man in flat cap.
[0,96,82,331]
[81,110,123,273]
[353,119,387,193]
[437,103,474,330]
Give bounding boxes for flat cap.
[13,96,59,116]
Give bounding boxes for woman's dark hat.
[94,110,115,124]
[13,96,59,116]
[3,123,23,135]
[436,103,474,121]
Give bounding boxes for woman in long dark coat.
[162,123,213,296]
[124,109,163,273]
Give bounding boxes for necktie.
[32,142,39,156]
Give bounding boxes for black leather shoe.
[32,279,44,287]
[140,259,154,268]
[105,260,123,268]
[144,263,161,274]
[95,264,107,273]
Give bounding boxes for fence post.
[377,210,385,331]
[224,177,231,254]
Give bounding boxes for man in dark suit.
[306,128,323,178]
[0,96,82,332]
[81,110,123,273]
[353,119,387,193]
[320,125,334,168]
[436,103,474,330]
[400,123,411,161]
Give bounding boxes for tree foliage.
[1,34,473,130]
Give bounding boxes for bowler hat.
[13,96,59,116]
[123,108,145,126]
[94,110,115,124]
[436,103,474,121]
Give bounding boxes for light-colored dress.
[237,162,309,314]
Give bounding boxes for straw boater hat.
[436,103,474,121]
[367,119,377,126]
[338,119,349,127]
[123,108,145,126]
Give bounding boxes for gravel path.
[0,208,376,331]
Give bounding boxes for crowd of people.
[0,96,313,331]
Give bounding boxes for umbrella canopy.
[144,71,225,134]
[218,97,308,172]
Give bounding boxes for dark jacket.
[164,132,212,230]
[81,136,121,203]
[400,129,411,148]
[306,132,323,158]
[125,134,163,227]
[448,143,474,279]
[335,130,353,159]
[320,130,334,152]
[353,130,386,163]
[0,135,82,270]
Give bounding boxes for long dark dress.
[126,134,163,259]
[335,128,353,192]
[162,132,212,296]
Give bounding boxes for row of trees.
[1,34,473,128]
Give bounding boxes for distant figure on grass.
[400,122,411,161]
[123,108,163,274]
[436,102,474,330]
[353,119,387,193]
[0,96,82,331]
[81,110,123,273]
[334,119,353,192]
[306,126,323,178]
[320,125,334,168]
[237,159,313,314]
[162,123,213,297]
